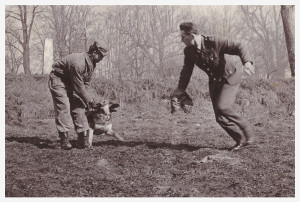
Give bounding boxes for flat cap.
[89,41,108,57]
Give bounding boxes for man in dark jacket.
[48,42,108,149]
[172,22,255,151]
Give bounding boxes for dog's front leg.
[88,128,94,149]
[105,124,124,141]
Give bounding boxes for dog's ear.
[110,103,119,108]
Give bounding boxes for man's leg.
[209,81,243,145]
[216,81,254,145]
[209,80,254,150]
[48,73,72,150]
[69,94,90,149]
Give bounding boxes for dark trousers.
[48,72,89,134]
[209,79,253,143]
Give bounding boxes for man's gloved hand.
[88,99,120,115]
[170,89,193,113]
[244,62,255,75]
[87,99,99,111]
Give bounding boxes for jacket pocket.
[224,63,242,85]
[49,73,64,89]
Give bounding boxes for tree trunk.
[23,43,31,75]
[20,6,31,75]
[51,5,67,59]
[281,5,295,77]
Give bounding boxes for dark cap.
[88,41,108,57]
[179,22,198,35]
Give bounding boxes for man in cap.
[171,22,255,151]
[48,41,108,149]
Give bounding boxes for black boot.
[58,131,72,150]
[228,141,243,151]
[243,127,255,146]
[77,130,90,149]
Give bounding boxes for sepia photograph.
[4,0,296,198]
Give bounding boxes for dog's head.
[87,102,120,129]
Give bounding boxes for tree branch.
[28,5,38,40]
[5,29,23,46]
[5,41,23,54]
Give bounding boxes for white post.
[43,38,54,74]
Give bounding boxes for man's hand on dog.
[88,99,120,115]
[88,99,98,110]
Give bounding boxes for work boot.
[228,141,243,151]
[243,126,255,145]
[77,130,90,149]
[58,131,72,150]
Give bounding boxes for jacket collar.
[194,34,202,50]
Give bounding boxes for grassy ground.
[5,74,295,197]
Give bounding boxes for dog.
[86,101,124,149]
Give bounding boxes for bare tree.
[281,5,295,77]
[5,5,43,75]
[115,6,191,79]
[240,5,288,78]
[46,5,97,59]
[6,5,291,80]
[5,34,23,74]
[90,5,188,80]
[49,5,69,58]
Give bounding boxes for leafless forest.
[5,5,294,79]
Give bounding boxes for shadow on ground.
[5,136,226,151]
[93,139,225,151]
[5,136,57,149]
